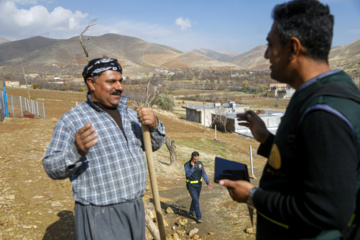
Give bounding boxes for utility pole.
[203,89,205,133]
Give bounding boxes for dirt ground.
[0,88,268,240]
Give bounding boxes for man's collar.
[86,93,129,112]
[296,69,341,92]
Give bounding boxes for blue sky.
[0,0,359,54]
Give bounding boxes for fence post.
[42,102,46,119]
[3,85,9,117]
[215,125,217,140]
[11,95,14,117]
[0,91,3,121]
[249,145,255,178]
[27,98,30,113]
[24,98,27,112]
[20,96,23,117]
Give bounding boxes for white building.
[182,102,249,127]
[229,110,284,137]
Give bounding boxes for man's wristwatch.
[246,187,258,209]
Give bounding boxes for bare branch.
[145,74,151,107]
[21,60,31,102]
[79,19,97,63]
[165,137,177,166]
[211,104,229,132]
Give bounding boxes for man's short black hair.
[272,0,334,62]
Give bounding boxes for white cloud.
[13,0,38,4]
[175,17,192,31]
[0,0,88,40]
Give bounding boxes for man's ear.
[86,77,96,92]
[288,37,302,60]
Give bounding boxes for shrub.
[78,87,86,92]
[156,94,175,111]
[32,83,40,89]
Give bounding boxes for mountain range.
[0,34,359,75]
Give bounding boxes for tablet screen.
[214,157,249,183]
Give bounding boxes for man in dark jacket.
[220,0,360,239]
[184,151,212,223]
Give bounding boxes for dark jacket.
[254,70,360,240]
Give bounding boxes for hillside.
[329,39,360,75]
[0,34,240,72]
[0,38,10,44]
[0,36,58,64]
[0,33,358,73]
[0,87,264,240]
[229,45,269,70]
[191,48,236,62]
[161,51,240,69]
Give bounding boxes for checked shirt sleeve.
[43,119,84,180]
[149,120,166,151]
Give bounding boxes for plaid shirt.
[43,94,166,205]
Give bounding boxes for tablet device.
[214,157,249,183]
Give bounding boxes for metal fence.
[0,90,45,121]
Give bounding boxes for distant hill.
[191,48,237,62]
[228,45,269,70]
[0,38,10,44]
[329,39,360,74]
[0,34,358,74]
[0,36,58,64]
[161,51,239,68]
[227,39,360,73]
[0,34,240,74]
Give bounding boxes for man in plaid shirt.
[43,58,166,240]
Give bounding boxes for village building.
[27,74,40,79]
[283,88,295,98]
[224,109,284,137]
[266,83,288,98]
[72,78,85,85]
[5,81,20,88]
[182,102,249,127]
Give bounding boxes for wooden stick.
[145,212,160,240]
[142,125,166,240]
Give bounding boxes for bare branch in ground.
[165,137,177,167]
[79,19,97,63]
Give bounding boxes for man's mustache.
[111,90,122,95]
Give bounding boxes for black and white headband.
[82,58,122,80]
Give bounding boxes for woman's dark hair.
[191,151,199,158]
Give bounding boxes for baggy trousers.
[75,197,145,240]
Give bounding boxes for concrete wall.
[5,81,20,88]
[185,109,201,124]
[233,115,282,131]
[185,105,248,127]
